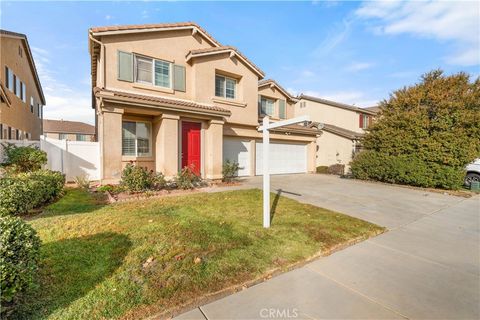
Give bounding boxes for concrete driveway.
[177,174,480,319]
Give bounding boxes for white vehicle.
[465,158,480,187]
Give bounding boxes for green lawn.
[18,188,383,319]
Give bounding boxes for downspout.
[89,32,105,182]
[88,32,106,88]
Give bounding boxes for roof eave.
[96,93,231,118]
[186,50,265,79]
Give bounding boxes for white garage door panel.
[256,141,307,175]
[223,138,250,176]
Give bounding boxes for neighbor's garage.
[255,141,308,175]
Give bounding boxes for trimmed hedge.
[351,151,465,189]
[0,170,65,216]
[0,215,41,312]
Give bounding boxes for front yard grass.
[18,188,384,319]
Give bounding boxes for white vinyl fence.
[0,136,100,182]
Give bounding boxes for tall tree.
[351,70,480,189]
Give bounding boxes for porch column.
[155,113,179,178]
[100,106,124,182]
[205,119,224,180]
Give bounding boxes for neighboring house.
[295,94,377,170]
[43,119,96,141]
[0,30,45,140]
[89,22,319,183]
[365,105,381,114]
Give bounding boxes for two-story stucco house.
[0,30,45,140]
[295,94,377,171]
[89,22,318,183]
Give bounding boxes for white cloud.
[31,47,94,124]
[313,18,353,56]
[345,62,374,72]
[356,0,480,66]
[105,14,112,20]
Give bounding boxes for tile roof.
[0,29,46,104]
[187,46,265,78]
[94,87,231,116]
[258,79,296,101]
[322,123,364,140]
[43,119,95,135]
[89,22,221,47]
[298,94,377,115]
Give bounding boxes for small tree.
[1,144,47,173]
[351,70,480,189]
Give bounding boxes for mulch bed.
[100,180,242,203]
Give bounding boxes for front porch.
[95,88,230,183]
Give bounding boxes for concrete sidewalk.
[178,175,480,319]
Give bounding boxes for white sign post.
[258,115,311,228]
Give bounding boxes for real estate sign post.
[259,115,310,228]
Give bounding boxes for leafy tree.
[351,70,480,189]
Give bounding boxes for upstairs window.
[21,82,26,103]
[5,67,14,91]
[30,97,34,113]
[215,75,236,99]
[122,121,151,157]
[359,114,370,129]
[15,76,20,98]
[134,55,172,88]
[260,96,275,116]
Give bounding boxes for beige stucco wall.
[99,30,261,128]
[295,98,365,134]
[93,29,318,182]
[0,36,43,139]
[257,85,295,120]
[316,131,355,170]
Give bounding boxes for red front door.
[181,122,201,175]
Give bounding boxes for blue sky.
[1,1,479,124]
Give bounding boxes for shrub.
[0,178,33,216]
[121,163,152,192]
[0,215,41,313]
[222,160,240,182]
[97,184,125,194]
[351,70,480,190]
[74,175,90,190]
[327,164,345,175]
[152,172,167,190]
[0,170,65,216]
[120,163,166,192]
[351,151,464,189]
[175,166,202,189]
[316,166,328,174]
[1,144,47,173]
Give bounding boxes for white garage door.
[256,141,307,175]
[223,138,251,176]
